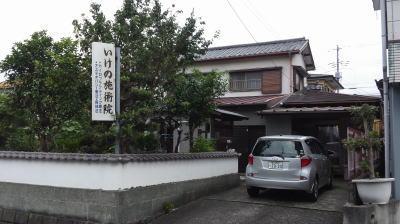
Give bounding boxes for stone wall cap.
[0,151,239,163]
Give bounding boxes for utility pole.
[335,45,342,82]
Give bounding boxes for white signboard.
[92,42,116,121]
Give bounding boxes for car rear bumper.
[246,176,311,192]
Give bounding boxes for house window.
[229,71,262,91]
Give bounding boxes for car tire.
[247,187,260,197]
[308,178,319,202]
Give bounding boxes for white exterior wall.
[292,54,308,87]
[173,122,208,153]
[193,55,293,95]
[291,53,306,67]
[0,157,237,190]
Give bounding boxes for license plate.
[268,161,283,169]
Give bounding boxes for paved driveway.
[151,178,348,224]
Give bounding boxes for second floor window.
[229,71,262,91]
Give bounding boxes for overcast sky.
[0,0,382,95]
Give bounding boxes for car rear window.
[252,139,304,157]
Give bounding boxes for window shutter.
[262,69,282,94]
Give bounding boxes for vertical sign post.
[92,42,121,154]
[115,47,121,154]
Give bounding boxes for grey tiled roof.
[215,95,283,106]
[197,38,308,61]
[0,151,238,163]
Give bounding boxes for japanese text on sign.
[92,42,115,121]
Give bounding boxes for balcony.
[229,79,261,92]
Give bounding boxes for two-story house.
[174,37,380,173]
[194,37,315,139]
[173,38,314,165]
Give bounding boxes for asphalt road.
[151,178,347,224]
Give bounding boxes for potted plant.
[343,104,394,204]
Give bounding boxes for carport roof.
[281,90,380,106]
[259,106,352,115]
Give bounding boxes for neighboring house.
[307,73,344,93]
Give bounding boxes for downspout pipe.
[289,52,293,92]
[380,0,390,178]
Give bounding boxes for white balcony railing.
[229,79,261,91]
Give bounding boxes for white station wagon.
[245,135,332,201]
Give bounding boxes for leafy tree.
[172,70,226,151]
[0,93,37,150]
[343,104,381,178]
[73,0,215,153]
[0,31,86,151]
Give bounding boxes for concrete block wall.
[343,200,400,224]
[0,174,239,224]
[0,181,117,223]
[119,173,239,223]
[0,207,97,224]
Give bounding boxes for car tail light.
[248,154,254,165]
[301,156,312,168]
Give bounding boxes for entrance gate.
[232,125,265,173]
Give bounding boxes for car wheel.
[247,187,260,197]
[308,178,319,202]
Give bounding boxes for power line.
[241,0,279,39]
[341,43,380,49]
[224,0,291,88]
[225,0,257,43]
